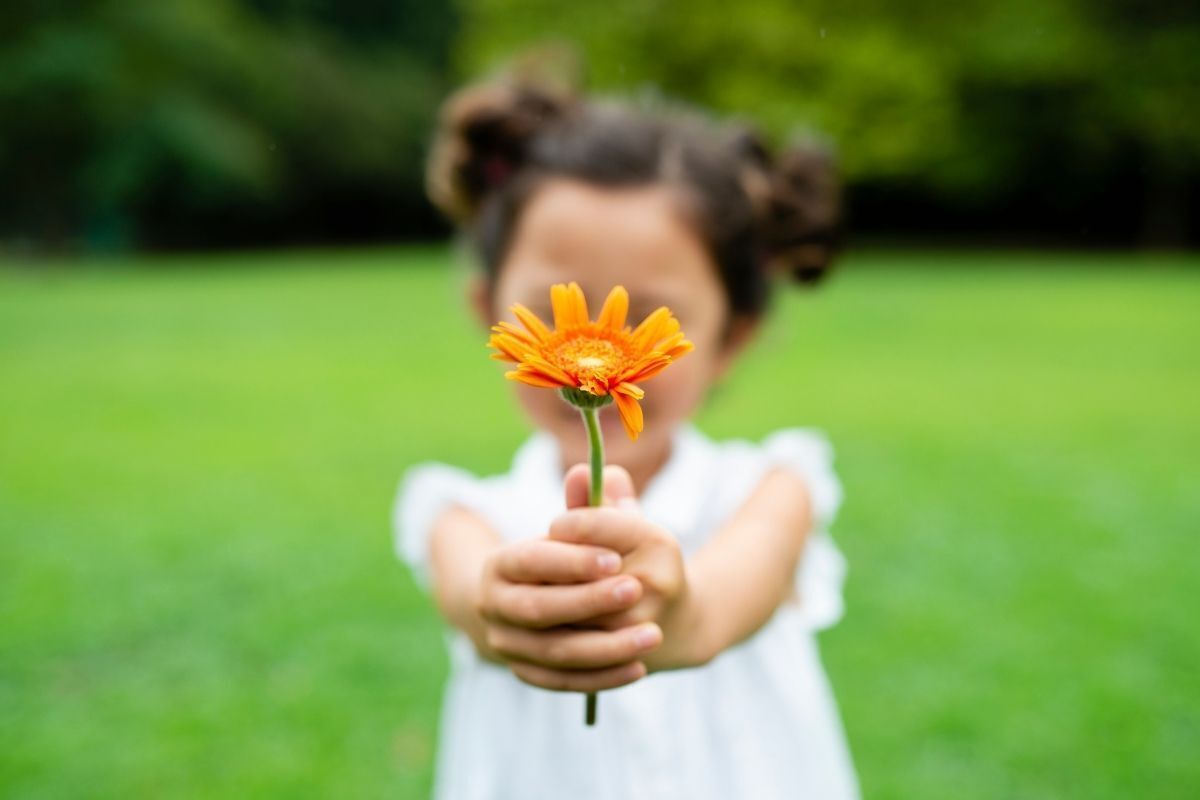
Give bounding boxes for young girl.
[395,78,858,799]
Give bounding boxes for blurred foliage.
[0,0,454,249]
[457,0,1200,245]
[0,0,1196,251]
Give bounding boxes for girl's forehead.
[497,179,723,312]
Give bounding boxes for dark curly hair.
[426,78,842,320]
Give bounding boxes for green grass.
[2,247,1198,798]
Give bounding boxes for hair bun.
[737,133,842,285]
[427,81,575,224]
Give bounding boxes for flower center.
[550,329,633,394]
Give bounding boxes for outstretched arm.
[424,463,812,689]
[674,467,812,666]
[427,505,503,660]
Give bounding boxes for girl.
[395,78,858,799]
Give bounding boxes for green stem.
[581,406,604,508]
[580,406,603,726]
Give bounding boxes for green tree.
[456,0,1200,244]
[0,0,455,249]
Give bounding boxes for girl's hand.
[473,533,664,692]
[551,465,696,672]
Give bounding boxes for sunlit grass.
[2,247,1197,797]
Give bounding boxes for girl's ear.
[466,275,494,330]
[714,313,760,381]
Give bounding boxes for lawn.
[2,247,1197,798]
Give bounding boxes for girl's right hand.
[473,538,664,692]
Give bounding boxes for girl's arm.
[427,505,505,662]
[666,468,811,668]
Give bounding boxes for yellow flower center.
[550,329,634,395]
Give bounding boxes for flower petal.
[663,339,694,359]
[523,354,576,386]
[505,369,566,389]
[613,391,644,441]
[492,321,536,345]
[597,286,629,331]
[615,382,644,400]
[552,282,588,329]
[619,354,672,384]
[488,332,533,362]
[568,282,589,325]
[512,304,552,341]
[653,331,695,360]
[630,307,677,353]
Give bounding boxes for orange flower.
[488,282,693,441]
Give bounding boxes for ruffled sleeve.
[761,429,848,631]
[392,462,487,592]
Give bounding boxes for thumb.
[564,464,640,511]
[600,465,639,511]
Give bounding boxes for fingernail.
[632,625,660,649]
[597,552,620,574]
[613,579,638,603]
[617,497,640,513]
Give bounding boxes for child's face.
[484,179,751,482]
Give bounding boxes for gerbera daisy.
[487,282,693,441]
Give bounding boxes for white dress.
[394,424,859,800]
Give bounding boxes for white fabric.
[393,424,859,800]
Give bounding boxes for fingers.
[600,465,637,508]
[564,464,591,510]
[565,463,639,511]
[487,621,662,669]
[483,574,643,629]
[492,539,622,584]
[549,506,666,554]
[571,606,658,632]
[509,659,647,693]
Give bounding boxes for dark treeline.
[1,0,1197,254]
[0,0,456,251]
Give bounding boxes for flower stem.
[581,406,604,507]
[580,406,603,726]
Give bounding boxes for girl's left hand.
[550,465,698,672]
